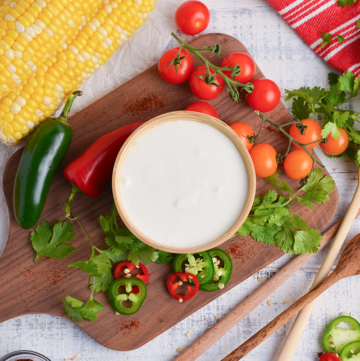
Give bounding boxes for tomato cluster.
[157,1,350,182]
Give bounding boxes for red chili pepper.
[167,272,199,301]
[114,261,149,294]
[63,121,146,198]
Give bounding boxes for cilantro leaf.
[293,229,321,254]
[319,32,332,48]
[337,0,358,6]
[336,35,345,44]
[89,272,114,292]
[62,295,103,323]
[251,224,279,245]
[31,221,76,262]
[238,217,254,236]
[328,73,339,86]
[69,251,111,277]
[156,251,175,264]
[338,71,359,95]
[266,173,293,197]
[296,189,330,209]
[100,203,161,265]
[291,97,311,120]
[321,122,341,140]
[285,86,327,113]
[346,126,360,145]
[355,150,360,168]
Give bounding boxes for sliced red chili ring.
[114,261,149,294]
[167,272,199,302]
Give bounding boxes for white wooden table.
[0,0,359,360]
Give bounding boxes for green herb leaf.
[62,295,103,323]
[291,97,311,120]
[355,150,360,168]
[31,221,76,262]
[321,122,341,140]
[319,32,332,48]
[293,229,322,254]
[156,251,175,264]
[89,272,114,292]
[336,35,345,43]
[328,73,339,86]
[69,252,111,277]
[337,0,358,6]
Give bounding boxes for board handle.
[276,168,360,361]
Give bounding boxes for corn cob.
[0,0,156,145]
[0,0,103,98]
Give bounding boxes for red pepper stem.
[58,90,83,123]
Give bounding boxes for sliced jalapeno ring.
[173,251,214,286]
[109,277,147,315]
[339,341,360,361]
[200,248,233,292]
[323,316,360,354]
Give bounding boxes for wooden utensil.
[275,168,360,361]
[174,210,360,361]
[222,232,360,361]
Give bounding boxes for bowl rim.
[112,110,256,254]
[0,350,51,361]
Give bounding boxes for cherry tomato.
[221,52,256,84]
[319,353,341,361]
[158,47,194,85]
[284,150,313,180]
[250,143,278,178]
[246,78,281,113]
[230,122,255,151]
[175,1,210,36]
[289,119,322,149]
[185,101,218,118]
[320,128,349,155]
[190,65,224,100]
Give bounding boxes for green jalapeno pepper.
[173,251,214,287]
[323,316,360,354]
[13,91,82,229]
[339,341,360,360]
[200,249,233,292]
[109,277,147,315]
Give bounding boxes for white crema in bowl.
[119,120,248,249]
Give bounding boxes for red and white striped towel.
[267,0,360,76]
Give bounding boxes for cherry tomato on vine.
[284,150,313,180]
[246,78,281,113]
[189,65,224,100]
[158,48,194,85]
[185,101,218,118]
[250,143,278,178]
[221,52,256,84]
[175,1,210,36]
[319,353,341,361]
[320,128,349,155]
[289,119,322,149]
[230,122,255,151]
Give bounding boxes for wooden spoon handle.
[276,168,360,361]
[221,271,343,361]
[174,211,358,361]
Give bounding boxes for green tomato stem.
[171,32,254,97]
[255,111,324,167]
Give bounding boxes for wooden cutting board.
[1,34,338,351]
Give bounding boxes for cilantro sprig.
[31,221,76,262]
[285,71,360,166]
[62,295,103,322]
[238,169,335,254]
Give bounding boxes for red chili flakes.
[110,318,140,334]
[16,359,33,361]
[125,94,165,116]
[226,241,253,261]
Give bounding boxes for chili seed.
[179,298,183,303]
[124,268,130,274]
[177,347,183,353]
[178,280,183,286]
[218,283,224,289]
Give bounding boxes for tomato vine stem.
[171,32,254,101]
[255,111,324,167]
